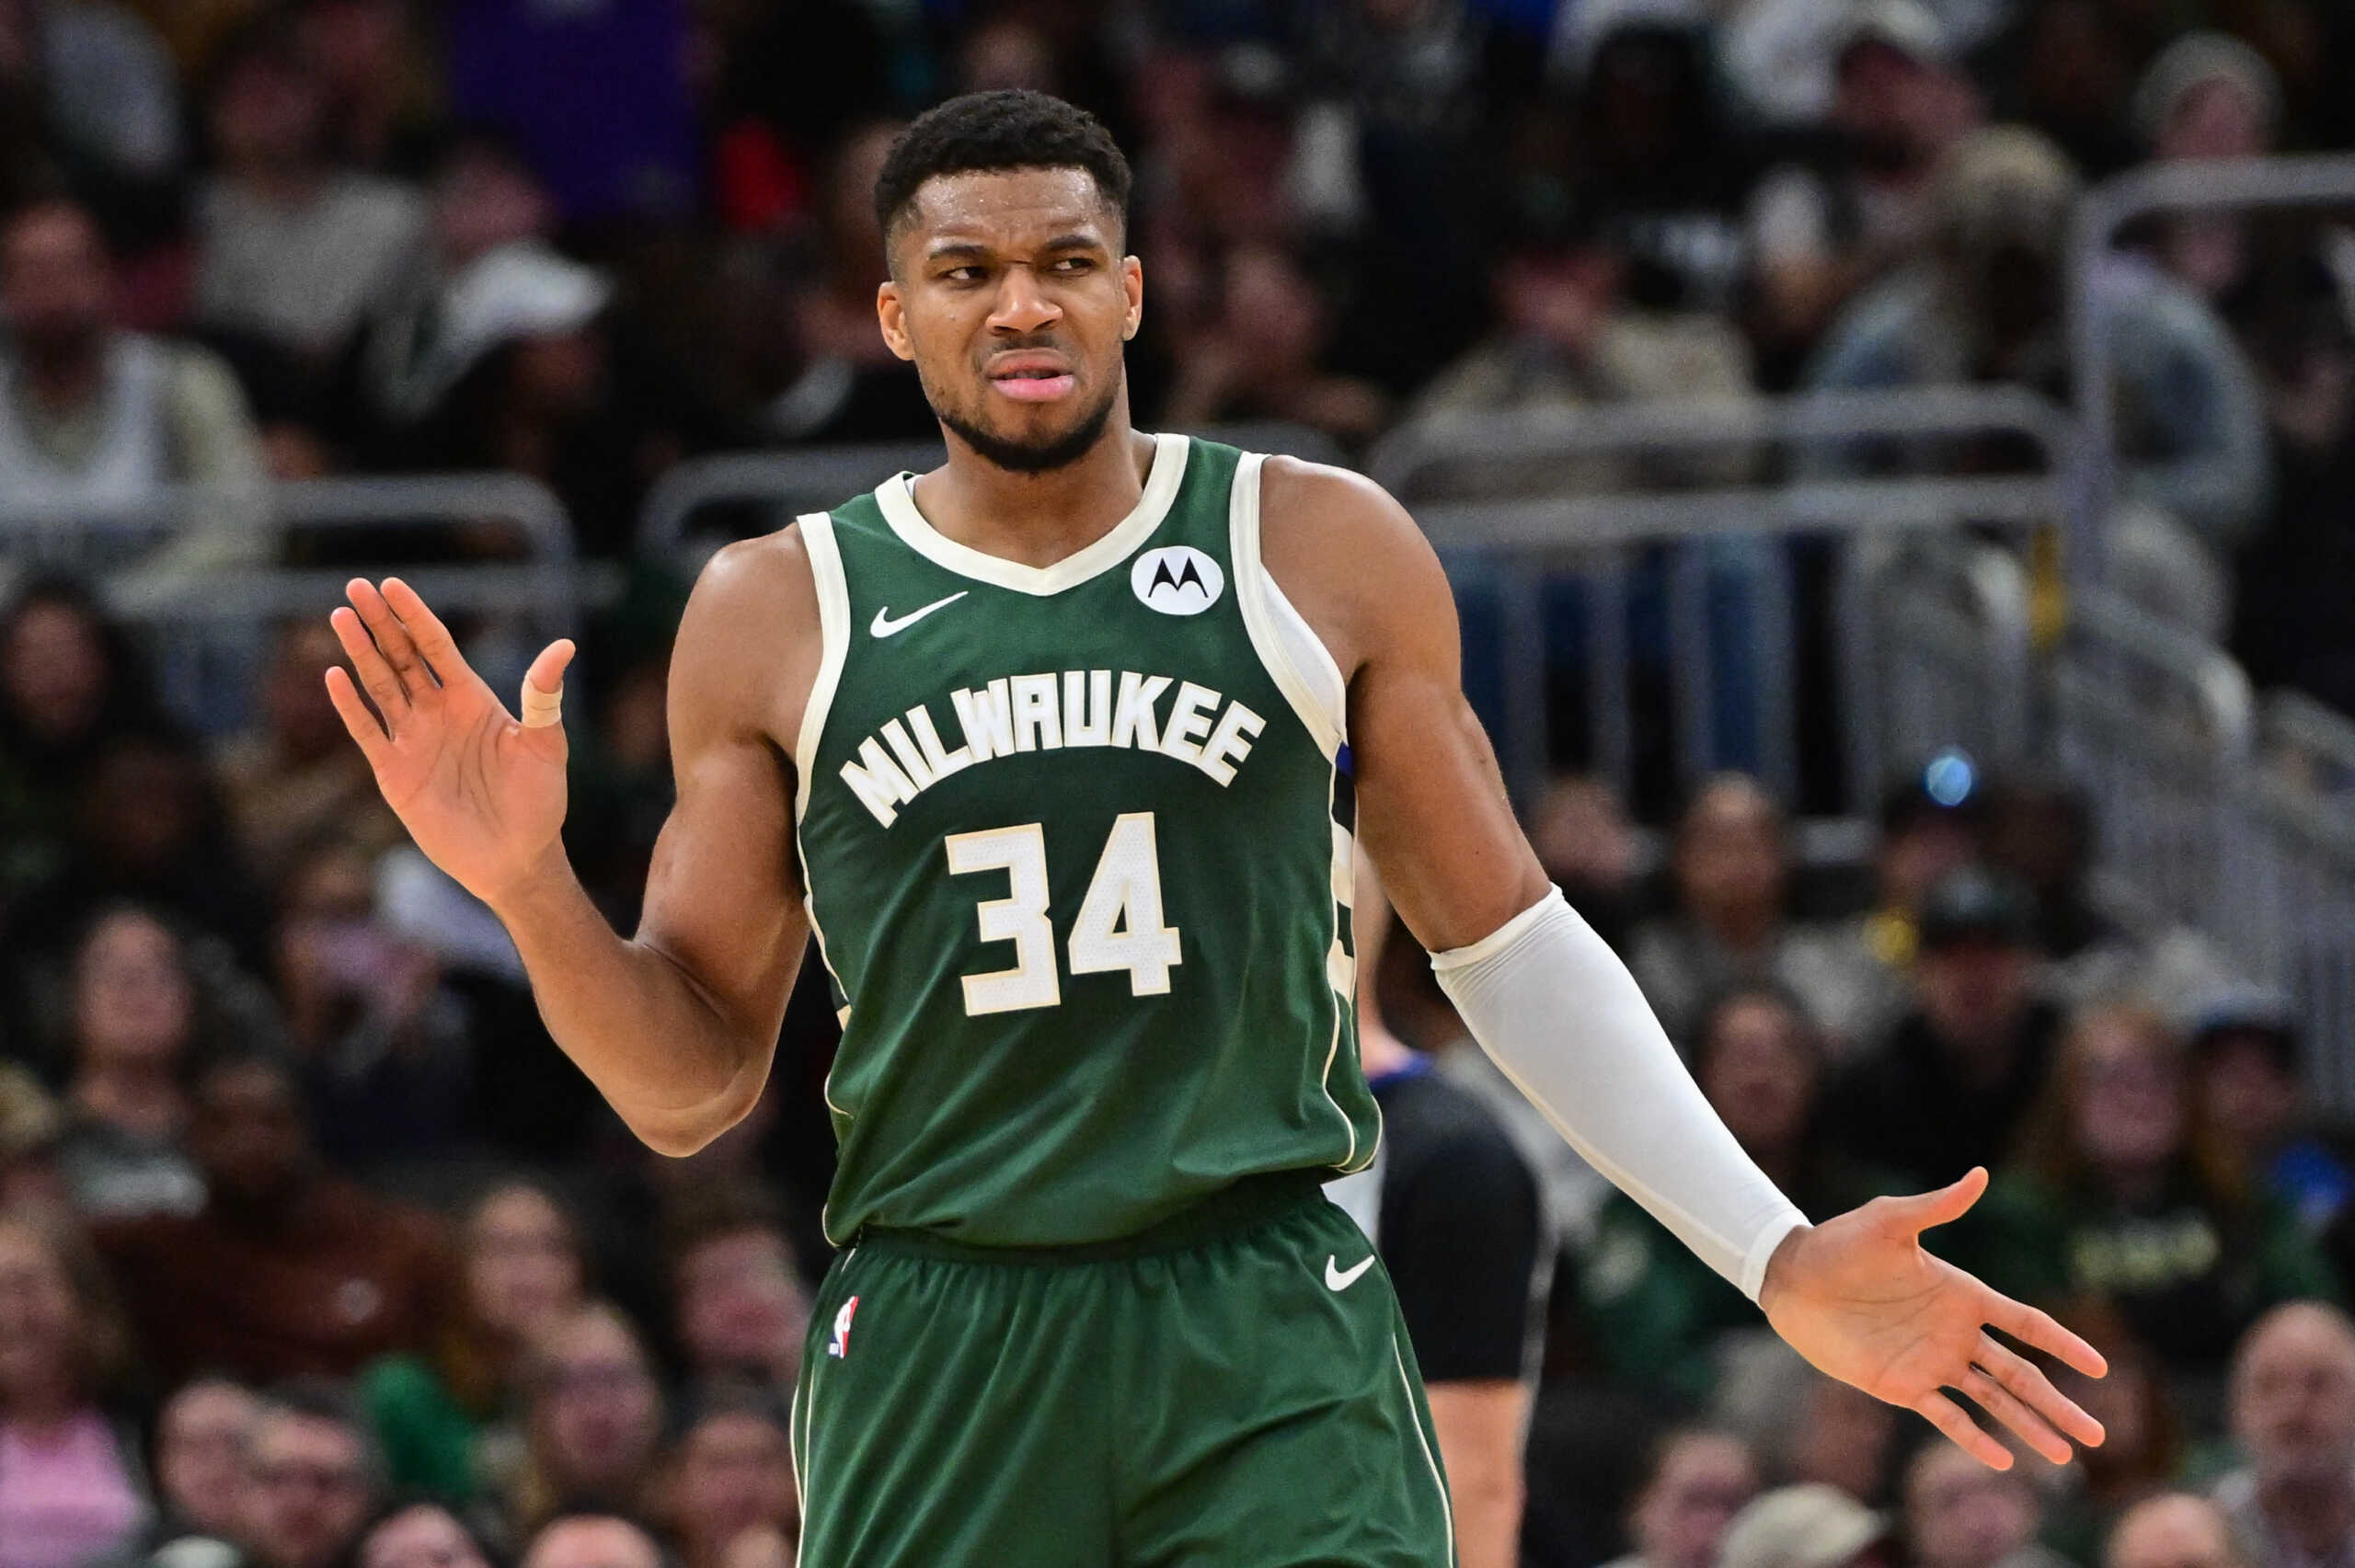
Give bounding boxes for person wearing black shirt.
[1821,867,2062,1191]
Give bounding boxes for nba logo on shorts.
[828,1296,859,1358]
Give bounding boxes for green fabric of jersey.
[791,1175,1455,1567]
[794,434,1380,1248]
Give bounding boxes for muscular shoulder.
[1255,456,1452,682]
[671,526,825,758]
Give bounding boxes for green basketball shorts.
[790,1172,1456,1567]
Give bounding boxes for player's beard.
[930,368,1122,475]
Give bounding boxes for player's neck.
[918,416,1156,571]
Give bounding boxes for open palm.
[1761,1167,2108,1469]
[325,577,577,908]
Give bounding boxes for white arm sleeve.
[1431,887,1809,1301]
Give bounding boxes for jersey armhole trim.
[793,510,851,825]
[1229,452,1348,760]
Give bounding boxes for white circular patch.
[1132,545,1224,615]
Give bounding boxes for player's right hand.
[326,577,577,910]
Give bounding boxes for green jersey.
[792,433,1379,1248]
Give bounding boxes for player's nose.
[987,265,1060,334]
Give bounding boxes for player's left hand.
[1756,1165,2108,1470]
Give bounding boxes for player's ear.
[1121,254,1143,342]
[877,279,915,362]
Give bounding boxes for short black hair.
[872,89,1132,255]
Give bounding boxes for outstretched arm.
[1259,459,2106,1468]
[327,534,819,1155]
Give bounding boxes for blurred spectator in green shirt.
[1948,999,2339,1404]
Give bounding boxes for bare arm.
[1427,1381,1532,1568]
[1256,458,1545,954]
[1262,460,2108,1471]
[327,534,820,1156]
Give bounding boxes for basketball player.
[326,90,2104,1567]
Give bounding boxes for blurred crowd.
[10,0,2355,1566]
[6,536,2355,1568]
[1,0,2354,704]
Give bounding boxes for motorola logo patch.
[1132,545,1224,615]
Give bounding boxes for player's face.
[879,166,1142,474]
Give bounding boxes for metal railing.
[0,475,579,733]
[635,421,1349,570]
[1376,387,2073,812]
[2066,152,2355,575]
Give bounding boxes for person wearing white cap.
[2125,31,2284,307]
[1744,0,1981,383]
[1717,1484,1890,1568]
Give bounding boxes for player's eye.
[941,265,985,282]
[1051,257,1093,273]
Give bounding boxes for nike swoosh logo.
[1325,1254,1374,1291]
[870,591,969,638]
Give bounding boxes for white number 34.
[944,813,1182,1016]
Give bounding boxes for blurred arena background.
[9,0,2355,1566]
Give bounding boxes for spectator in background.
[2125,34,2280,309]
[53,903,210,1219]
[752,119,936,445]
[146,1377,261,1554]
[1287,0,1492,391]
[1595,1428,1760,1568]
[1328,857,1539,1568]
[2108,1494,2245,1568]
[272,833,470,1175]
[193,22,426,366]
[2227,263,2355,718]
[360,133,567,429]
[1407,189,1754,493]
[521,1516,665,1568]
[656,1379,797,1568]
[1160,241,1390,450]
[0,0,183,230]
[1979,772,2123,990]
[355,1500,497,1568]
[1716,1484,1890,1568]
[0,200,265,549]
[214,618,405,895]
[0,1212,150,1568]
[1745,0,1982,388]
[1804,126,2270,558]
[1577,984,1896,1402]
[506,1303,664,1543]
[240,1380,380,1568]
[1628,776,1862,1055]
[661,1182,810,1396]
[2189,990,2354,1238]
[39,726,276,975]
[360,137,698,558]
[1822,866,2061,1191]
[1957,1001,2336,1382]
[1809,767,1985,1049]
[292,0,442,174]
[1559,14,1752,318]
[364,1176,588,1502]
[1902,1440,2068,1568]
[96,1048,452,1384]
[0,577,167,933]
[2213,1303,2355,1568]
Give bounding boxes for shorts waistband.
[850,1169,1330,1265]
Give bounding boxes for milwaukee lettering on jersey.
[839,670,1266,828]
